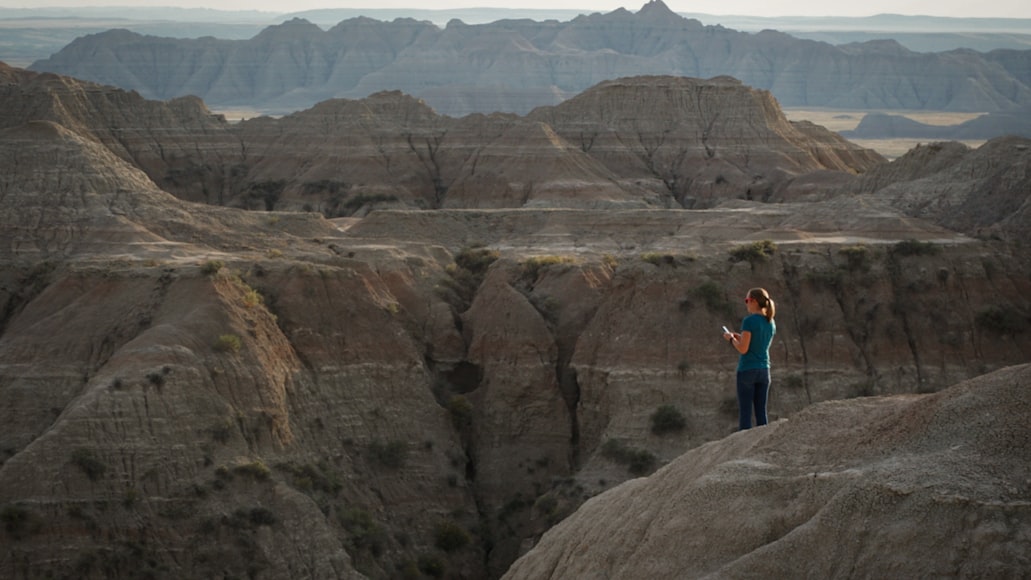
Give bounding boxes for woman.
[723,287,776,430]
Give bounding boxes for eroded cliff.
[1,64,1029,579]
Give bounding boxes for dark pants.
[736,368,770,430]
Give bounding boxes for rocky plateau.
[0,60,1029,579]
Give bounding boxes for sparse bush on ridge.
[341,508,387,555]
[650,404,687,435]
[839,244,872,272]
[892,239,941,256]
[438,245,499,312]
[448,395,473,430]
[342,193,398,214]
[806,269,843,290]
[214,333,242,353]
[600,439,656,476]
[730,240,777,264]
[521,255,576,280]
[455,245,499,274]
[976,305,1027,335]
[1,503,41,540]
[368,439,407,469]
[683,280,732,317]
[232,460,271,481]
[242,288,262,308]
[70,448,106,481]
[200,260,224,275]
[276,461,342,495]
[230,507,276,528]
[641,252,695,267]
[434,520,471,553]
[418,554,445,577]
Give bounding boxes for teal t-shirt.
[737,313,775,371]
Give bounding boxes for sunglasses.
[744,297,753,303]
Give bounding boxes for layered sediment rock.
[503,365,1031,579]
[1,62,1030,579]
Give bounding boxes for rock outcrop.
[503,364,1031,579]
[28,1,1031,117]
[836,136,1031,241]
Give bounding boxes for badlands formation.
[0,61,1029,579]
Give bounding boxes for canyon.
[26,1,1031,118]
[0,60,1029,579]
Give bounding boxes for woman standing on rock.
[723,287,777,430]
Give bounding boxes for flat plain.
[784,108,987,158]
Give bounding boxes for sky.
[2,0,1030,19]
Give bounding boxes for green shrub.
[210,419,233,444]
[2,504,40,540]
[276,462,342,495]
[650,404,687,435]
[242,288,263,308]
[892,239,940,256]
[448,395,473,430]
[718,396,739,418]
[533,494,559,517]
[685,280,731,316]
[200,260,224,275]
[839,244,872,272]
[214,333,242,354]
[782,374,805,389]
[368,440,407,469]
[230,507,276,528]
[341,508,386,553]
[341,193,399,213]
[418,554,445,578]
[600,439,656,476]
[730,240,777,264]
[71,448,106,481]
[434,520,471,553]
[976,305,1027,335]
[437,245,498,312]
[233,461,271,481]
[521,255,576,280]
[641,252,675,266]
[805,269,843,290]
[454,245,499,275]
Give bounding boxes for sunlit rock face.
[503,365,1031,580]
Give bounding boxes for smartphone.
[722,326,731,334]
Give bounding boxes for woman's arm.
[731,330,751,354]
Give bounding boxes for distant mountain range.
[22,0,1031,118]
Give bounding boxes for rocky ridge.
[503,364,1031,579]
[27,1,1031,117]
[1,63,1030,579]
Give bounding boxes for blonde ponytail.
[748,288,775,322]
